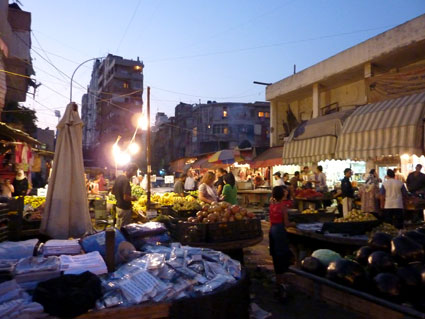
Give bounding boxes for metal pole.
[70,57,103,102]
[146,87,151,211]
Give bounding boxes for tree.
[1,101,38,135]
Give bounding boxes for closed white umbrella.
[40,102,92,239]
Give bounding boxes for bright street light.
[128,142,140,155]
[138,113,148,131]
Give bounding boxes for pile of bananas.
[301,208,318,214]
[106,194,116,205]
[334,209,377,223]
[131,192,202,213]
[131,184,145,198]
[158,192,175,206]
[24,196,46,209]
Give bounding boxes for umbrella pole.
[146,87,151,211]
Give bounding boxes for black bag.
[33,271,102,318]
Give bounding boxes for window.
[258,111,265,118]
[222,108,228,118]
[213,125,229,134]
[123,81,129,89]
[265,112,270,118]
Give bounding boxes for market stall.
[0,227,249,319]
[292,223,425,317]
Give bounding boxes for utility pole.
[146,86,151,211]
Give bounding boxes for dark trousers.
[384,209,404,229]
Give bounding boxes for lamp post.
[70,57,103,102]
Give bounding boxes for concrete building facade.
[0,1,33,112]
[151,101,270,173]
[190,101,270,155]
[82,54,144,166]
[267,14,425,147]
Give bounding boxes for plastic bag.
[14,256,60,275]
[0,239,38,260]
[122,222,167,239]
[80,229,126,258]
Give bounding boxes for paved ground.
[243,221,363,319]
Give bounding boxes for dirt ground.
[243,222,362,319]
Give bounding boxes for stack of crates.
[94,199,108,220]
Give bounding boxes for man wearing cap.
[112,163,138,229]
[273,172,285,187]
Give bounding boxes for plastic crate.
[93,199,106,210]
[321,220,380,235]
[171,222,207,244]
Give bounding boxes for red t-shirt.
[269,201,288,224]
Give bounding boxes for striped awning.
[335,92,425,160]
[282,110,354,165]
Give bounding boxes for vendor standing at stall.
[380,169,407,229]
[301,166,312,185]
[173,174,186,196]
[360,169,381,213]
[313,166,328,192]
[335,168,354,217]
[273,172,285,187]
[184,170,196,191]
[406,164,425,195]
[214,168,227,195]
[112,163,138,229]
[198,171,219,204]
[13,170,30,196]
[221,172,238,205]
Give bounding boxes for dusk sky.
[21,0,425,129]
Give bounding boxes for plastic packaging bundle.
[122,222,167,239]
[97,243,242,309]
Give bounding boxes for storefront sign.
[164,175,174,184]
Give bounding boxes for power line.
[116,0,142,53]
[146,25,395,63]
[32,31,69,82]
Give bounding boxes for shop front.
[282,110,354,188]
[335,91,425,180]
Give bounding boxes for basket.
[207,219,262,243]
[237,218,262,240]
[321,220,380,235]
[171,222,207,244]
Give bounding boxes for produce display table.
[287,224,368,263]
[237,189,271,207]
[285,268,425,319]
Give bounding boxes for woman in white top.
[198,171,218,204]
